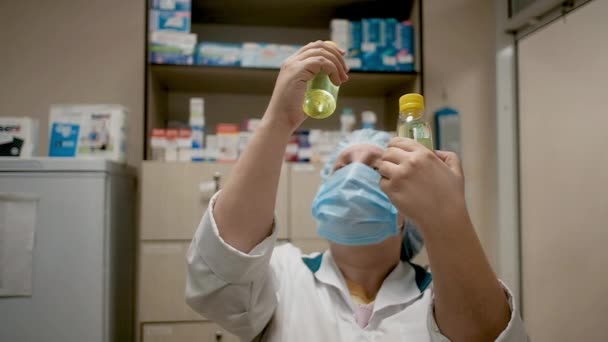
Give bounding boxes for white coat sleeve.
[427,281,529,342]
[185,191,280,341]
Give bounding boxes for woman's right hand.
[265,41,350,133]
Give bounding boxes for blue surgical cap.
[319,128,424,260]
[320,129,392,181]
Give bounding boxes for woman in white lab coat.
[185,41,528,341]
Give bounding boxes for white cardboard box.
[48,104,127,162]
[0,117,39,157]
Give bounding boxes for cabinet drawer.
[140,162,289,240]
[138,242,201,322]
[289,163,323,239]
[292,239,329,255]
[142,322,239,342]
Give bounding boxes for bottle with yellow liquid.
[303,41,340,119]
[397,93,434,150]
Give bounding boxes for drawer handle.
[199,172,223,196]
[215,330,223,341]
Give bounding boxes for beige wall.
[518,1,608,340]
[0,0,145,166]
[423,0,498,266]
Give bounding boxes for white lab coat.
[186,193,528,341]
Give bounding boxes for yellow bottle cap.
[399,93,425,113]
[324,40,338,47]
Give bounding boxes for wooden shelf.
[192,0,414,28]
[150,64,418,97]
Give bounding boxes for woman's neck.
[330,235,401,301]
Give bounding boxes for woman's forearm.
[424,208,510,342]
[213,114,293,253]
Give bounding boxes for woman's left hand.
[378,137,467,232]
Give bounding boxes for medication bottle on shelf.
[340,107,356,134]
[303,41,340,119]
[361,110,377,129]
[397,93,434,150]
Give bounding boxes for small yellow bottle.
[398,93,434,150]
[302,41,340,119]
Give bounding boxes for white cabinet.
[289,163,323,239]
[138,242,201,322]
[140,162,289,240]
[142,322,239,342]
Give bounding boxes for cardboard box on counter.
[48,104,127,162]
[0,117,39,157]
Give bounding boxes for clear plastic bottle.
[303,41,340,119]
[397,93,434,150]
[340,107,356,134]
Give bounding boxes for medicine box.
[48,104,127,162]
[0,117,39,157]
[195,42,242,66]
[149,10,191,33]
[216,124,239,162]
[241,43,300,68]
[150,32,196,51]
[395,21,415,71]
[150,128,166,161]
[347,21,363,70]
[151,0,191,11]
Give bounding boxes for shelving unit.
[151,64,418,96]
[145,0,423,159]
[139,1,423,341]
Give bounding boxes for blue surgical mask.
[312,162,399,246]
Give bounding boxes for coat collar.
[301,251,432,313]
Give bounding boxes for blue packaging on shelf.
[396,21,415,71]
[149,50,193,65]
[48,123,80,157]
[149,10,191,33]
[151,0,191,11]
[346,21,363,70]
[361,18,385,71]
[195,42,242,66]
[379,18,399,71]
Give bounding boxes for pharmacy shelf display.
[150,64,418,97]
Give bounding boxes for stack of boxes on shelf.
[149,0,197,64]
[150,99,386,165]
[195,42,301,68]
[149,98,262,163]
[148,9,415,73]
[331,18,415,72]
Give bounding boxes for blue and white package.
[361,18,385,71]
[149,10,191,33]
[149,31,196,65]
[49,123,80,157]
[330,19,350,51]
[48,105,127,162]
[380,19,399,71]
[346,21,363,70]
[149,50,193,64]
[151,0,191,11]
[196,42,242,66]
[241,43,300,68]
[396,21,415,71]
